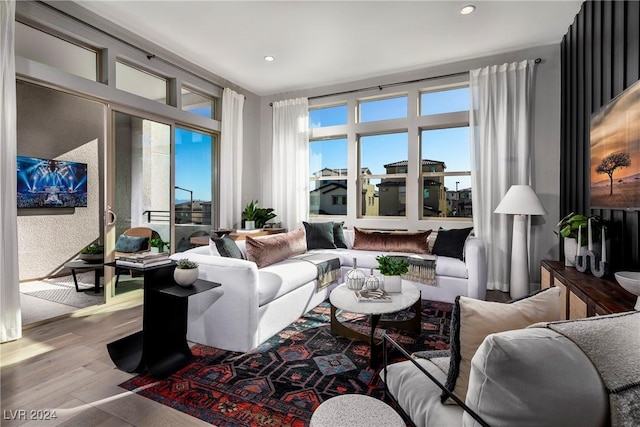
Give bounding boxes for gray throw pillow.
[212,236,244,259]
[303,221,337,250]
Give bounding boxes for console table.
[540,260,634,319]
[105,262,221,378]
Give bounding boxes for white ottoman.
[310,394,404,427]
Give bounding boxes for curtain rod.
[34,1,225,93]
[271,57,542,106]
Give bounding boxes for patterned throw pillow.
[115,235,148,253]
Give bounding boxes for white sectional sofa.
[171,228,487,352]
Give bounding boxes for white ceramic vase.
[564,237,587,267]
[174,267,198,287]
[245,220,256,230]
[382,275,402,293]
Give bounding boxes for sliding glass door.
[106,111,171,298]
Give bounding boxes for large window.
[309,138,348,215]
[308,79,471,223]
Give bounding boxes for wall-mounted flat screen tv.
[590,78,640,210]
[17,156,88,208]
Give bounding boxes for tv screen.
[590,78,640,210]
[17,156,88,208]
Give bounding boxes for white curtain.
[272,98,309,232]
[1,0,21,343]
[219,88,244,229]
[470,60,536,292]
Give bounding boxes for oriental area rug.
[119,300,453,427]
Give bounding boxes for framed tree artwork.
[590,78,640,210]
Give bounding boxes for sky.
[175,127,212,202]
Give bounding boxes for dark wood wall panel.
[561,0,640,270]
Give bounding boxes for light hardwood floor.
[1,298,210,427]
[2,290,510,427]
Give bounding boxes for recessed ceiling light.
[264,55,275,62]
[460,5,476,15]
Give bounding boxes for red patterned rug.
[119,299,452,426]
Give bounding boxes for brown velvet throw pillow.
[352,227,431,254]
[245,228,307,268]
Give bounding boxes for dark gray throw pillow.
[431,227,473,260]
[303,221,337,250]
[212,236,244,259]
[333,221,348,249]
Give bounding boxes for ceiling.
[73,1,583,96]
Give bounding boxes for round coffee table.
[64,258,104,293]
[329,281,421,366]
[310,394,404,427]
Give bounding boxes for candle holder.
[574,255,589,273]
[591,259,609,278]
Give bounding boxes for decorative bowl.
[78,253,103,264]
[614,271,640,310]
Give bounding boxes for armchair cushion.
[444,287,562,404]
[463,328,608,427]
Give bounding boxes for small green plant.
[176,258,198,269]
[80,243,103,254]
[243,200,277,228]
[375,255,409,276]
[149,238,168,250]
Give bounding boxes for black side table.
[105,262,221,378]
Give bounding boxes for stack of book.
[116,252,172,268]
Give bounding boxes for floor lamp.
[494,185,547,299]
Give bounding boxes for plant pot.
[245,220,256,230]
[564,237,587,267]
[78,253,103,264]
[382,275,402,293]
[174,267,198,287]
[150,247,160,254]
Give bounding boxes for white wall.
[255,44,561,285]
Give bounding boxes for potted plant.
[79,243,104,263]
[173,258,199,287]
[555,213,606,267]
[149,238,168,253]
[243,200,277,229]
[375,255,409,293]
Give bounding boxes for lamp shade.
[494,185,547,216]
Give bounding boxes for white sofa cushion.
[258,258,318,306]
[463,328,609,427]
[382,357,463,427]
